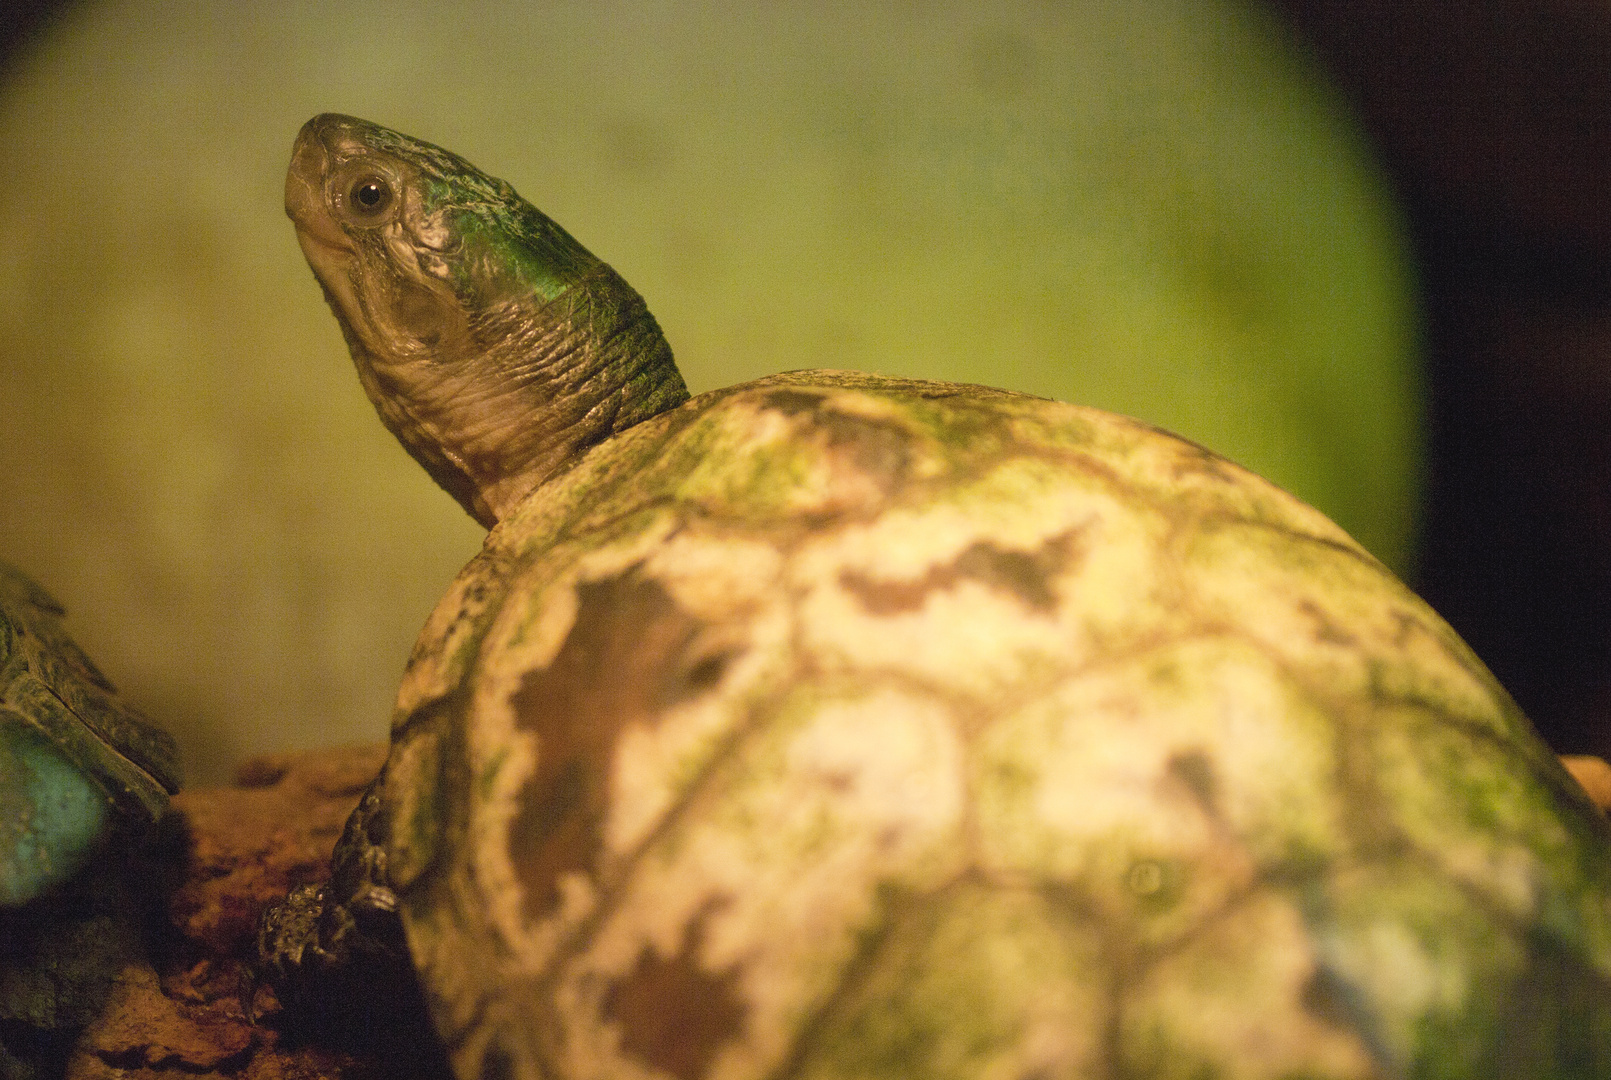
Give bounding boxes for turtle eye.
[345,174,394,219]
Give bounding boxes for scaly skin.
[284,114,687,529]
[0,561,179,907]
[272,115,1611,1080]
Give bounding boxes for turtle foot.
[254,779,412,1012]
[252,778,450,1075]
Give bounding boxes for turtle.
[262,113,1611,1080]
[0,559,180,908]
[0,560,181,1074]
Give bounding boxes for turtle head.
[286,113,687,528]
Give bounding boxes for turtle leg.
[255,776,412,1012]
[255,775,454,1072]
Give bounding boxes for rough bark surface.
[1,743,451,1080]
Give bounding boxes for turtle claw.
[253,881,334,998]
[252,810,448,1074]
[253,777,413,1023]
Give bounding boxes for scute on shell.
[379,372,1611,1080]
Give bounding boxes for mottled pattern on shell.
[380,371,1611,1080]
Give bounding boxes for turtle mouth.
[285,117,370,334]
[285,122,351,257]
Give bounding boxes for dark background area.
[1271,0,1611,757]
[3,1,1607,756]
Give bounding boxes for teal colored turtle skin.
[0,561,180,906]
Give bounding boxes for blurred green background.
[0,0,1419,782]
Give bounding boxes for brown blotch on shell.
[821,411,913,495]
[761,388,915,500]
[1300,966,1370,1044]
[478,1041,516,1080]
[1166,749,1221,818]
[840,528,1084,616]
[507,569,733,921]
[603,901,748,1080]
[1298,599,1358,648]
[759,388,829,416]
[1164,436,1245,486]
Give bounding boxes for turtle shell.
[0,560,180,906]
[368,370,1611,1079]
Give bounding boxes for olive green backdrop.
[0,0,1419,782]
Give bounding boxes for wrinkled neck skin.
[337,259,685,530]
[287,113,688,530]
